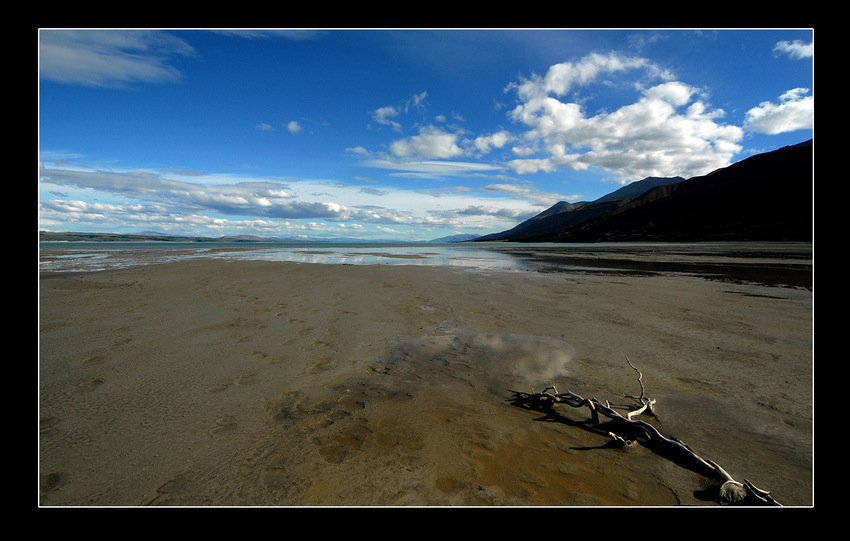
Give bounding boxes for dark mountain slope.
[491,140,813,243]
[476,176,683,242]
[593,176,685,203]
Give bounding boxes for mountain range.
[476,139,813,243]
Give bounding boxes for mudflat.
[38,250,813,506]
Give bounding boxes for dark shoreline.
[483,242,813,289]
[511,253,812,289]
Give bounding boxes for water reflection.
[207,243,812,288]
[392,327,577,389]
[211,245,535,272]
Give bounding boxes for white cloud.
[471,130,512,155]
[408,91,428,111]
[369,92,429,133]
[506,157,557,175]
[509,51,671,102]
[38,167,349,222]
[506,58,744,182]
[38,162,543,238]
[361,47,804,188]
[370,106,402,131]
[773,40,814,59]
[389,126,464,160]
[287,121,303,134]
[39,29,195,88]
[744,88,814,135]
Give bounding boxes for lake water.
[38,241,813,289]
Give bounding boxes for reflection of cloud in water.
[393,328,575,385]
[207,246,535,272]
[474,333,576,382]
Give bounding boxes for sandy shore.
[38,253,813,506]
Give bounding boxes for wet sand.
[38,250,813,506]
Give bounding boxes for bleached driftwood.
[509,359,780,506]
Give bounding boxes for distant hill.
[477,140,813,243]
[428,234,482,243]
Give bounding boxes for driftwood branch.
[509,359,780,506]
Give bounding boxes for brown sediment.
[38,254,813,506]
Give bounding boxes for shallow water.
[38,241,812,288]
[207,244,537,272]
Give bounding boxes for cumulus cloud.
[509,52,666,102]
[505,54,744,182]
[390,126,464,160]
[744,88,814,135]
[287,121,303,134]
[364,47,806,186]
[471,130,512,155]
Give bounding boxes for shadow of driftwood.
[507,393,777,506]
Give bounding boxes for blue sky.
[38,28,814,241]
